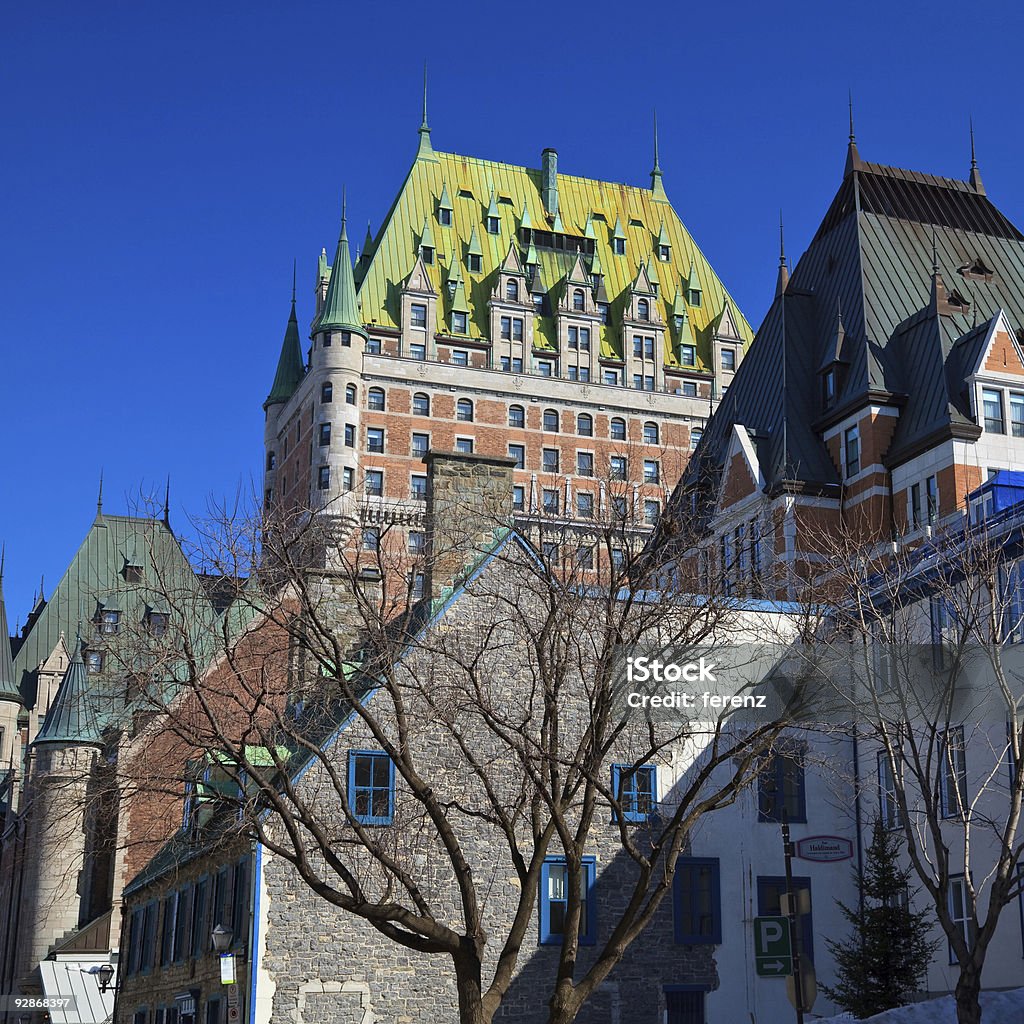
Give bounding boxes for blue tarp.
[968,470,1024,520]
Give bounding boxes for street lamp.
[211,923,233,953]
[81,964,115,993]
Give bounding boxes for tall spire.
[316,192,366,338]
[969,118,986,195]
[163,476,171,527]
[844,91,861,177]
[0,544,17,704]
[416,63,433,159]
[650,110,667,200]
[264,268,307,409]
[33,637,102,747]
[775,210,789,298]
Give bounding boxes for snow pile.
[826,987,1024,1022]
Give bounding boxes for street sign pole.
[782,811,805,1024]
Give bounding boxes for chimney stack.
[423,451,515,601]
[541,148,559,220]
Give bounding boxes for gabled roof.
[341,147,751,363]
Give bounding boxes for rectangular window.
[610,456,627,481]
[644,499,660,525]
[568,326,578,348]
[579,328,590,350]
[408,531,426,555]
[577,452,594,477]
[342,467,354,492]
[366,427,384,453]
[542,540,559,560]
[512,357,523,372]
[172,886,190,962]
[468,253,482,273]
[537,361,553,377]
[845,425,860,476]
[450,311,467,334]
[598,302,609,323]
[612,764,656,822]
[318,422,331,447]
[365,470,383,497]
[100,609,120,635]
[205,1001,221,1024]
[948,875,973,963]
[758,876,813,964]
[721,347,735,371]
[758,751,806,823]
[365,337,381,354]
[348,751,394,825]
[633,336,643,357]
[190,878,208,958]
[613,238,625,256]
[362,527,380,552]
[643,460,660,484]
[542,448,560,474]
[878,752,902,829]
[604,370,620,386]
[910,482,922,527]
[1002,561,1024,642]
[439,207,452,226]
[680,345,696,367]
[411,475,428,501]
[674,858,721,944]
[579,367,589,382]
[644,375,655,391]
[539,858,596,945]
[926,475,939,524]
[500,356,511,371]
[160,892,177,966]
[940,726,967,818]
[512,485,525,512]
[644,337,655,359]
[410,343,426,361]
[455,437,474,454]
[576,492,594,519]
[411,432,429,456]
[509,444,526,469]
[633,374,643,390]
[567,366,578,381]
[512,318,524,342]
[230,859,249,946]
[533,293,545,314]
[451,349,469,366]
[410,303,427,328]
[543,489,559,514]
[576,545,594,569]
[984,388,1005,433]
[612,495,628,520]
[344,423,355,447]
[1011,392,1024,437]
[500,316,512,340]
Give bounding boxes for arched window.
[509,404,525,428]
[412,392,430,416]
[457,398,474,422]
[637,298,649,321]
[577,413,593,437]
[610,417,626,441]
[367,387,386,411]
[321,381,333,404]
[643,421,659,445]
[506,279,519,302]
[543,408,560,432]
[345,384,357,405]
[573,289,585,311]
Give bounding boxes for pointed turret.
[650,111,667,201]
[33,639,102,747]
[583,213,597,241]
[264,275,306,410]
[466,224,483,267]
[416,63,433,159]
[776,211,790,298]
[439,182,454,222]
[844,93,862,177]
[420,216,435,256]
[819,300,847,371]
[486,187,500,226]
[317,197,366,338]
[969,118,986,196]
[0,549,20,704]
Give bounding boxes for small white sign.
[220,952,236,985]
[796,835,853,862]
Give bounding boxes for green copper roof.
[646,254,661,287]
[317,205,365,337]
[589,247,603,278]
[486,188,500,221]
[419,216,435,253]
[34,640,102,747]
[264,298,305,409]
[438,181,452,212]
[346,147,752,364]
[583,212,597,240]
[657,221,671,248]
[0,554,19,704]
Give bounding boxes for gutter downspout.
[247,841,261,1024]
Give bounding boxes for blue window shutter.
[673,858,721,944]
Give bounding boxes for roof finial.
[775,209,790,298]
[0,543,5,586]
[341,187,347,239]
[845,91,862,177]
[416,63,434,158]
[291,259,297,305]
[650,110,667,200]
[163,476,171,527]
[779,210,786,265]
[969,117,986,195]
[96,469,104,520]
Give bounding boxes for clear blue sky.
[3,0,1023,620]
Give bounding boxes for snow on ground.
[824,987,1024,1022]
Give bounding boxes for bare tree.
[115,478,800,1024]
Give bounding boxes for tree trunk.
[455,952,492,1024]
[954,965,983,1024]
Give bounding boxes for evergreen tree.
[821,819,939,1019]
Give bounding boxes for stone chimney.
[541,148,558,220]
[423,451,515,601]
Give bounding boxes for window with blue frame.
[348,750,395,825]
[539,857,596,945]
[611,764,657,822]
[757,750,806,823]
[673,858,721,943]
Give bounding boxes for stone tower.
[15,640,104,989]
[0,554,24,816]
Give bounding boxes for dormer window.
[658,244,670,261]
[613,238,625,256]
[468,254,482,273]
[573,289,585,311]
[598,302,609,324]
[451,311,468,334]
[958,258,994,282]
[822,368,837,407]
[637,298,650,321]
[507,279,519,302]
[487,216,500,234]
[721,348,736,372]
[533,293,544,315]
[651,282,659,298]
[147,611,168,638]
[422,246,434,265]
[680,344,696,367]
[439,207,452,227]
[689,287,702,307]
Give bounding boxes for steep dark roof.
[675,148,1024,515]
[0,556,19,704]
[34,640,103,747]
